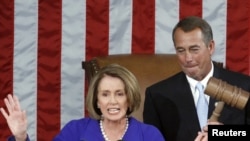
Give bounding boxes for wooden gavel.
[204,77,250,121]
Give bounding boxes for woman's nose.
[109,95,117,104]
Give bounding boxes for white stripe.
[13,0,38,141]
[155,0,179,54]
[203,0,227,65]
[109,0,133,54]
[61,0,86,128]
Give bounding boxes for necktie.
[196,82,208,129]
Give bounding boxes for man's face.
[173,28,214,81]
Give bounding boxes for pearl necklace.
[100,117,129,141]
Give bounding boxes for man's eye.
[176,49,185,53]
[190,48,199,52]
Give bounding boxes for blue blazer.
[143,63,250,141]
[8,117,165,141]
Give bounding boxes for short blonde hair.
[86,64,141,119]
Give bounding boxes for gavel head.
[205,77,250,110]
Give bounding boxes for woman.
[1,64,165,141]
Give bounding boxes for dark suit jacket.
[143,63,250,141]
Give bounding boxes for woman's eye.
[117,92,124,96]
[102,93,108,96]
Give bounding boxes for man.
[143,16,250,141]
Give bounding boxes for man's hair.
[172,16,213,46]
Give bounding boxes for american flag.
[0,0,249,140]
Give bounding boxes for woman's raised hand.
[0,94,27,141]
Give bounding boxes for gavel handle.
[209,101,225,122]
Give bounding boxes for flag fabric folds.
[0,0,249,140]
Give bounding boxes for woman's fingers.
[0,107,9,119]
[1,94,22,118]
[8,94,17,110]
[13,95,21,111]
[4,96,13,114]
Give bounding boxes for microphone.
[204,77,250,121]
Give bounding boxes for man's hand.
[194,120,223,141]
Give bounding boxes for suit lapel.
[175,75,201,137]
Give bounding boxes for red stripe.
[0,0,14,139]
[226,0,250,75]
[85,0,109,61]
[85,0,110,117]
[179,0,202,19]
[37,0,62,140]
[132,0,155,54]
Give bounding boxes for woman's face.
[97,75,128,121]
